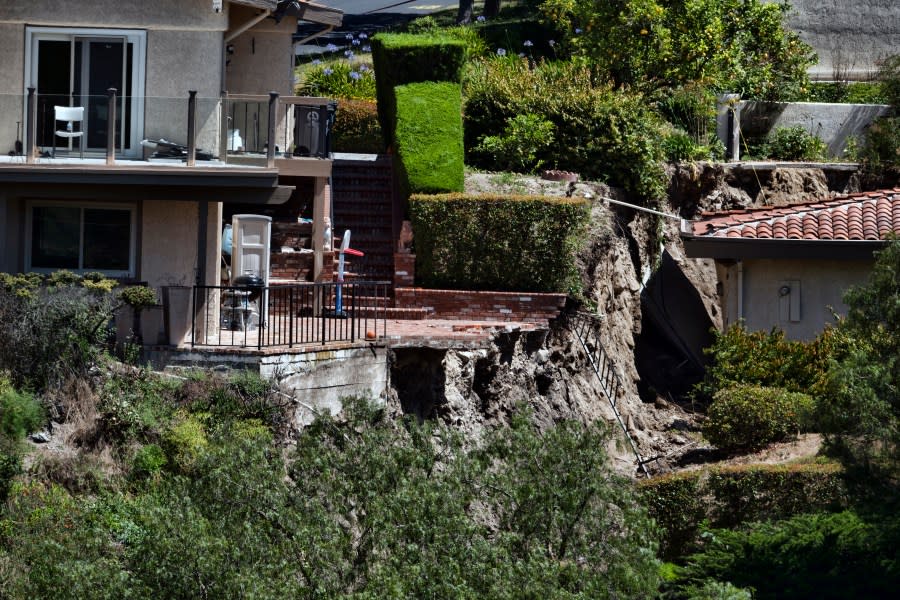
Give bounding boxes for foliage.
[803,81,888,104]
[409,192,588,292]
[0,272,119,391]
[394,82,465,196]
[879,54,900,109]
[640,462,848,559]
[662,130,713,162]
[756,125,827,161]
[160,412,208,474]
[858,116,900,186]
[676,510,900,599]
[332,99,383,153]
[818,239,900,467]
[118,285,157,309]
[655,84,717,145]
[537,0,815,100]
[300,61,377,100]
[703,384,814,451]
[473,112,556,173]
[0,399,661,598]
[372,33,466,148]
[0,378,45,440]
[696,324,838,402]
[463,57,668,201]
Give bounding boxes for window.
[27,202,136,277]
[25,27,146,157]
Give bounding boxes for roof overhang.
[228,0,343,26]
[0,165,293,205]
[681,235,886,261]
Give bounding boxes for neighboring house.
[681,188,900,340]
[0,0,342,294]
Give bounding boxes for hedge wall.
[639,462,849,560]
[408,193,588,292]
[333,99,383,154]
[371,33,466,148]
[394,82,465,196]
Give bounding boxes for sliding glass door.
[26,28,145,157]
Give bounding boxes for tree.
[537,0,815,99]
[819,238,900,469]
[457,0,474,24]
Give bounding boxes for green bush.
[803,81,888,104]
[758,125,828,161]
[473,112,555,173]
[372,33,466,148]
[161,412,208,473]
[0,448,22,503]
[409,193,588,291]
[0,377,45,440]
[118,285,158,309]
[703,384,814,451]
[332,98,383,153]
[663,130,713,162]
[696,324,838,401]
[656,84,717,145]
[640,462,849,559]
[300,61,376,100]
[678,510,900,599]
[131,444,167,478]
[463,58,668,201]
[0,272,118,391]
[859,116,900,186]
[879,54,900,109]
[394,82,465,196]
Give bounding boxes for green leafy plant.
[759,125,828,161]
[409,192,588,291]
[0,377,45,440]
[300,61,376,100]
[703,384,814,451]
[119,285,157,309]
[131,444,167,479]
[473,112,556,173]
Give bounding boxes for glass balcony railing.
[0,90,336,167]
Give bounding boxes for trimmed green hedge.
[372,33,466,148]
[640,462,849,560]
[409,193,588,292]
[394,82,464,196]
[333,99,383,154]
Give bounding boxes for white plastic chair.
[53,105,85,158]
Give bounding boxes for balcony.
[0,89,336,177]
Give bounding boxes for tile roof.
[689,188,900,241]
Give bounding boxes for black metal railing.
[190,280,389,349]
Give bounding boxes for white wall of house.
[718,257,873,340]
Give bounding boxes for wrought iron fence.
[190,280,389,349]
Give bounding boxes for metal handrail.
[190,280,388,349]
[567,312,650,478]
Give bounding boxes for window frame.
[25,200,138,278]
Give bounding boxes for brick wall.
[394,287,567,323]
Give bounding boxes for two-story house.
[0,0,341,301]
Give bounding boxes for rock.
[29,431,51,443]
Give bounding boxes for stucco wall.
[140,199,220,291]
[770,0,900,81]
[719,257,873,340]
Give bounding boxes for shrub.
[332,98,383,153]
[472,112,555,173]
[0,378,45,440]
[132,444,167,478]
[0,272,118,391]
[372,33,466,148]
[300,61,376,100]
[119,285,157,309]
[394,82,465,196]
[656,84,717,145]
[703,384,814,451]
[0,448,22,503]
[409,193,588,291]
[463,58,668,201]
[858,116,900,186]
[695,324,837,401]
[640,462,849,559]
[678,511,900,599]
[161,412,208,474]
[759,125,828,161]
[663,130,713,162]
[879,54,900,109]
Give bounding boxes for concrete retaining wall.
[737,101,890,159]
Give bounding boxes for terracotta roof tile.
[690,189,900,241]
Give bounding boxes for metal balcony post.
[267,91,278,168]
[26,87,36,164]
[187,90,197,167]
[106,88,117,165]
